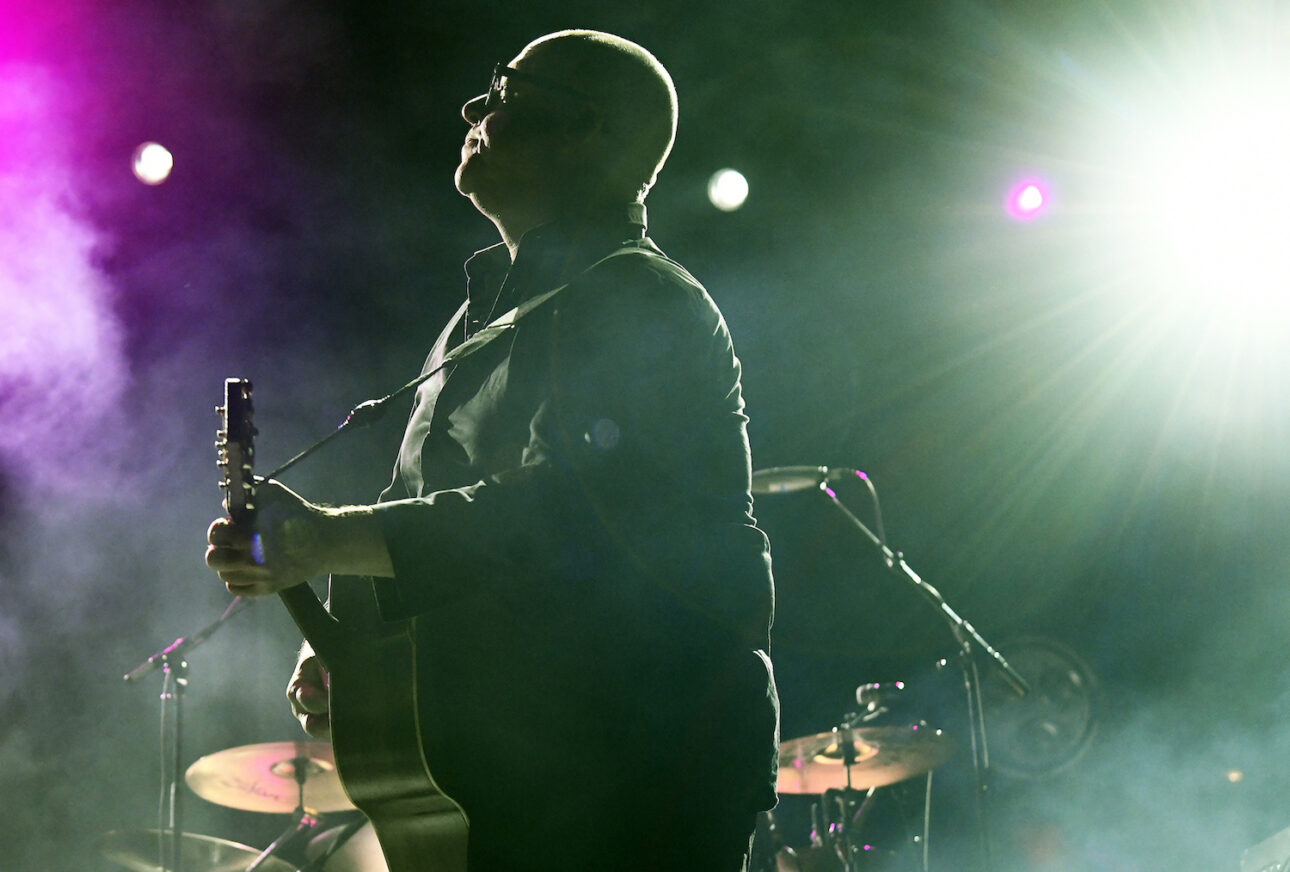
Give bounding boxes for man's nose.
[461,94,488,124]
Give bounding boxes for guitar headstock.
[216,378,257,524]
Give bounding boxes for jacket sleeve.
[368,253,773,644]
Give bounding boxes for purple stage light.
[1006,180,1049,220]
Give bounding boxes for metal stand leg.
[158,657,188,872]
[246,757,320,871]
[920,771,933,872]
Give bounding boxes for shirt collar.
[464,203,647,292]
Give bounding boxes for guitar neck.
[279,583,342,670]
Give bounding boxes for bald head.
[515,30,678,202]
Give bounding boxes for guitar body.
[336,637,469,871]
[220,379,468,872]
[292,584,469,872]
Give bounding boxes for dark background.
[2,1,1288,869]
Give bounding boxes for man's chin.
[455,162,497,203]
[453,163,473,197]
[455,175,504,218]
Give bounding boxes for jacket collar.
[464,203,647,294]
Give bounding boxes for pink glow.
[0,61,127,493]
[1006,179,1049,220]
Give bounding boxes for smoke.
[0,62,129,498]
[0,8,371,869]
[0,51,165,843]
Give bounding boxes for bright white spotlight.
[1150,105,1289,319]
[1071,28,1290,439]
[1101,61,1290,331]
[707,168,749,212]
[132,142,173,185]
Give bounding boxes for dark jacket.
[365,205,778,869]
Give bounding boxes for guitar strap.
[266,245,642,481]
[436,243,640,368]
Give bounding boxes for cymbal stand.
[295,815,368,872]
[836,738,859,871]
[838,787,878,872]
[124,596,254,872]
[245,762,318,872]
[815,477,1030,871]
[920,770,934,871]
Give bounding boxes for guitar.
[216,377,469,872]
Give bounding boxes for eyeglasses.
[483,63,594,115]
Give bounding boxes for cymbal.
[186,740,354,814]
[97,829,295,872]
[777,725,954,794]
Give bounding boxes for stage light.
[1065,13,1290,442]
[708,168,749,212]
[1093,50,1290,329]
[131,142,173,185]
[1006,180,1048,220]
[1150,107,1289,319]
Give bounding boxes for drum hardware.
[773,789,861,872]
[98,815,374,872]
[774,783,927,872]
[122,595,254,872]
[96,829,295,872]
[246,807,320,872]
[120,596,369,872]
[976,635,1099,779]
[183,741,360,870]
[305,818,391,872]
[774,718,948,872]
[754,465,1033,871]
[852,681,906,723]
[842,685,935,872]
[777,726,954,796]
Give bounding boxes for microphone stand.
[815,479,1028,871]
[123,596,254,872]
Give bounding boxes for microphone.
[749,465,865,494]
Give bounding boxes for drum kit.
[749,467,1097,870]
[747,670,955,872]
[96,741,388,872]
[749,466,1032,872]
[118,593,390,872]
[105,464,1092,871]
[97,717,954,872]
